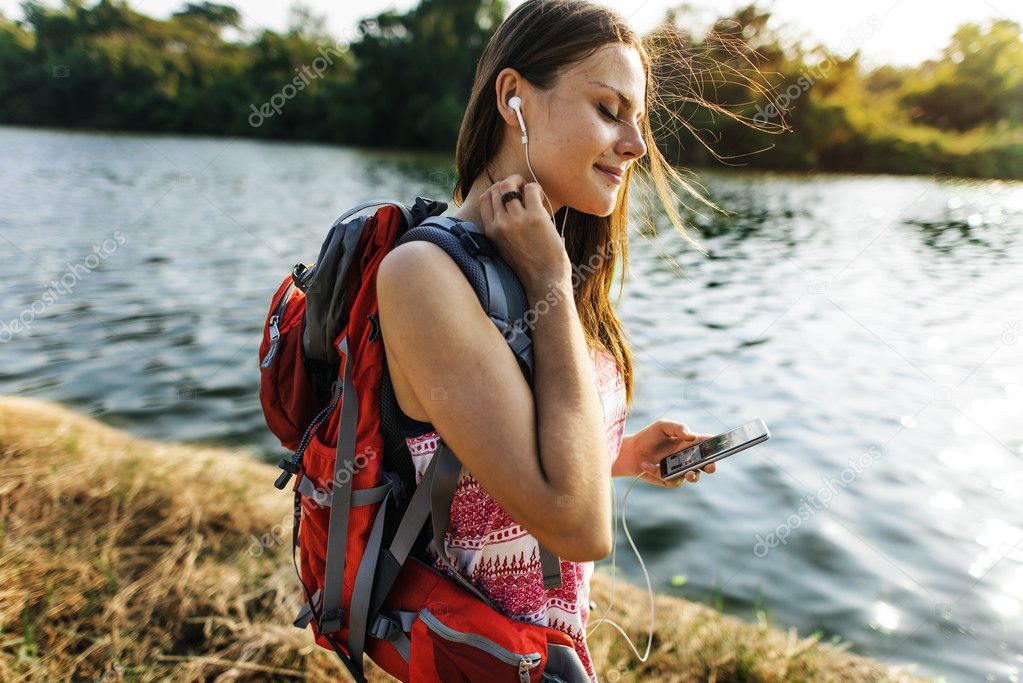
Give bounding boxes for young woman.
[376,0,718,678]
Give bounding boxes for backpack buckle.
[291,262,316,292]
[274,459,300,490]
[369,613,400,641]
[319,608,345,635]
[409,196,447,226]
[451,224,497,258]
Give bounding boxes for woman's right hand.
[479,174,571,298]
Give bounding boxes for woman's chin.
[595,198,619,218]
[573,192,619,218]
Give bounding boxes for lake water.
[1,125,1021,682]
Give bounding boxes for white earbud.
[506,94,568,241]
[508,96,527,143]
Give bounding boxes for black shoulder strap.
[396,216,535,383]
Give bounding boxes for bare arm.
[376,242,611,561]
[524,276,612,553]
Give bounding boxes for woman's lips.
[595,165,623,185]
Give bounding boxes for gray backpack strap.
[366,436,472,617]
[363,440,582,670]
[318,334,360,636]
[397,216,535,383]
[334,198,414,228]
[317,334,410,681]
[542,643,592,682]
[296,473,392,508]
[432,438,563,591]
[362,434,503,653]
[347,472,402,678]
[429,439,506,606]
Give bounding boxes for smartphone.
[659,418,770,481]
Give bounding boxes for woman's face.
[514,43,648,218]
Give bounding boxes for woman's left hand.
[615,419,716,488]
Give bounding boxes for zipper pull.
[517,658,532,683]
[261,315,282,369]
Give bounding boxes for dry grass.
[0,396,930,682]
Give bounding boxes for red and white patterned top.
[405,345,627,682]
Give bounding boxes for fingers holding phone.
[657,419,770,485]
[641,456,715,488]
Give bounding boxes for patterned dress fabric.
[399,346,627,681]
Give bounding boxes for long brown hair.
[453,0,781,408]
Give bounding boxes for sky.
[2,0,1020,69]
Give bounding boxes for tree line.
[1,0,1020,179]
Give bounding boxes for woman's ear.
[494,67,525,128]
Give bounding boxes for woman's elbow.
[561,520,612,562]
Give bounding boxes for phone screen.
[697,429,745,457]
[659,419,770,480]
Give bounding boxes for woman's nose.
[616,121,646,160]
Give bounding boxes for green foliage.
[345,0,505,149]
[172,2,241,30]
[899,20,1023,131]
[648,5,1022,178]
[0,0,1019,178]
[0,0,500,146]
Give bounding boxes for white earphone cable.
[585,471,656,663]
[523,137,569,241]
[512,95,656,668]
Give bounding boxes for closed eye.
[598,104,620,123]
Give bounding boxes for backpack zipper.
[261,282,296,369]
[274,378,341,489]
[418,608,541,682]
[295,378,341,459]
[261,314,282,368]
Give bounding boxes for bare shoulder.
[375,237,605,562]
[377,239,466,288]
[375,240,482,423]
[375,240,483,328]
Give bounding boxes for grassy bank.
[0,396,930,682]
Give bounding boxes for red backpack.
[257,197,593,682]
